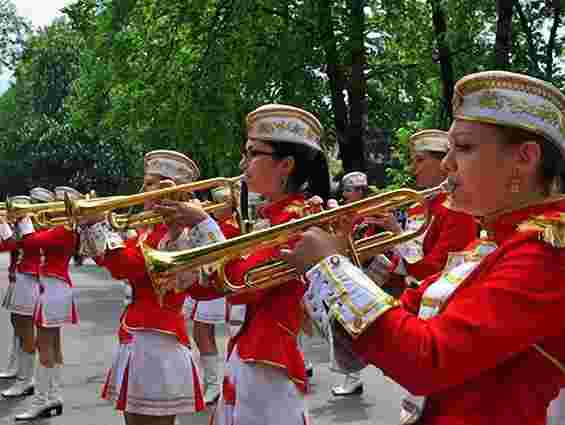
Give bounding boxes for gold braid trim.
[533,344,565,375]
[516,213,565,248]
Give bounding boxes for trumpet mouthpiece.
[442,176,457,194]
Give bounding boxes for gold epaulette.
[517,213,565,248]
[284,200,308,218]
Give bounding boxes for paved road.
[0,254,406,424]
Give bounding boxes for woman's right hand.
[367,213,402,233]
[154,199,211,229]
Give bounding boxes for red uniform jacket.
[391,193,477,284]
[19,226,76,285]
[352,199,565,424]
[98,223,216,346]
[0,234,42,278]
[204,194,309,393]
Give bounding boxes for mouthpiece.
[441,176,457,194]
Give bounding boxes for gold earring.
[280,175,288,192]
[509,169,522,194]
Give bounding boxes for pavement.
[0,254,407,424]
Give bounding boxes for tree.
[0,0,30,72]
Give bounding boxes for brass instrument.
[107,199,233,230]
[65,176,242,228]
[6,194,122,228]
[6,199,67,222]
[142,179,454,295]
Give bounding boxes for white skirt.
[211,349,308,425]
[184,296,226,324]
[33,276,79,327]
[226,304,246,325]
[549,389,565,425]
[2,273,40,316]
[101,330,205,416]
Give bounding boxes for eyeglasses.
[241,149,277,160]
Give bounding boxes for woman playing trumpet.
[367,130,477,294]
[1,187,81,421]
[282,71,565,424]
[0,195,41,400]
[155,104,331,425]
[79,150,206,425]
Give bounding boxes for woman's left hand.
[280,227,346,274]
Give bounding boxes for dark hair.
[499,126,564,193]
[264,141,331,200]
[427,151,446,161]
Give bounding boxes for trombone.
[142,179,454,295]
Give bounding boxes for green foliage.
[1,0,565,197]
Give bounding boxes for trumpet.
[142,179,454,295]
[6,194,123,228]
[65,176,242,227]
[6,199,67,221]
[107,199,233,230]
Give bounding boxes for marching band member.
[182,185,238,405]
[9,186,80,420]
[282,71,565,424]
[367,130,477,294]
[80,150,206,425]
[327,171,378,396]
[0,195,41,399]
[160,104,331,425]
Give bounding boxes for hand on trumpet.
[280,227,347,275]
[153,199,210,238]
[76,213,107,226]
[364,212,402,234]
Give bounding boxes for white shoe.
[331,372,364,396]
[201,354,221,404]
[0,335,20,379]
[2,351,34,398]
[14,366,63,421]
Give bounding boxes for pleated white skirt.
[101,330,205,416]
[2,273,40,316]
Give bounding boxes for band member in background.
[368,129,477,294]
[283,71,565,425]
[182,185,238,405]
[159,104,331,425]
[327,171,379,396]
[79,150,206,425]
[7,186,81,420]
[0,194,43,399]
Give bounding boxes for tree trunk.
[346,0,367,172]
[319,0,350,169]
[494,0,514,69]
[545,0,562,80]
[429,0,455,124]
[515,0,542,77]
